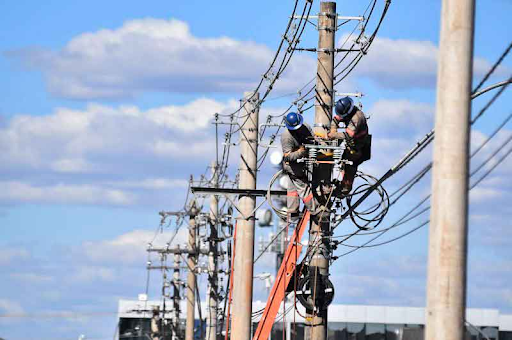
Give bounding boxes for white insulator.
[333,149,342,161]
[308,148,318,162]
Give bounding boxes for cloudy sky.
[1,1,512,339]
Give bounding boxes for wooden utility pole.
[185,202,199,340]
[231,92,260,340]
[425,1,474,340]
[308,3,336,340]
[206,162,219,340]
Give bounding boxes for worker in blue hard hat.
[327,97,372,195]
[281,111,318,220]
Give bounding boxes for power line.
[472,41,512,94]
[335,123,512,254]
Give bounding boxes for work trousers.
[342,150,364,191]
[286,175,318,216]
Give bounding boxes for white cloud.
[7,18,508,100]
[0,181,135,206]
[10,273,55,284]
[50,158,94,173]
[9,18,314,100]
[367,99,434,137]
[470,187,503,203]
[348,99,435,176]
[341,36,509,89]
[0,96,293,206]
[81,229,188,265]
[0,99,232,174]
[0,248,30,266]
[469,129,512,192]
[0,298,25,316]
[111,178,188,190]
[69,266,116,283]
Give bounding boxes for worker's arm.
[328,128,355,140]
[284,146,306,162]
[281,135,306,162]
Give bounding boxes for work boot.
[332,183,351,198]
[340,180,353,196]
[340,185,351,196]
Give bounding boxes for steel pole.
[206,162,219,340]
[425,1,475,340]
[307,3,335,340]
[185,203,199,340]
[231,91,259,340]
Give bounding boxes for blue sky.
[1,1,512,339]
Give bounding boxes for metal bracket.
[191,187,286,197]
[292,14,364,21]
[212,121,238,126]
[294,47,363,53]
[191,186,286,222]
[317,26,334,32]
[335,92,364,98]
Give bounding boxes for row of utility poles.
[146,0,475,339]
[147,201,223,340]
[145,91,261,340]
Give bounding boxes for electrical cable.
[255,0,386,170]
[254,220,292,264]
[332,71,511,231]
[325,60,512,257]
[336,107,511,242]
[472,41,512,95]
[141,0,395,330]
[472,79,512,100]
[219,0,392,184]
[335,127,512,255]
[215,0,301,118]
[471,75,512,124]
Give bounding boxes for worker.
[281,111,319,221]
[327,97,371,195]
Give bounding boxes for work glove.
[297,145,306,157]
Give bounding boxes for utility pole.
[308,3,336,340]
[185,202,199,340]
[425,1,474,340]
[172,253,181,340]
[149,207,209,340]
[206,162,219,340]
[231,91,259,340]
[160,254,169,340]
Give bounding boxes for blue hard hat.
[335,97,355,120]
[284,111,304,130]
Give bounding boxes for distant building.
[118,299,204,340]
[118,298,512,340]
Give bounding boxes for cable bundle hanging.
[344,171,390,230]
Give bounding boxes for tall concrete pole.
[185,202,199,340]
[308,3,336,340]
[231,91,259,340]
[425,1,474,340]
[206,162,219,340]
[172,253,181,340]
